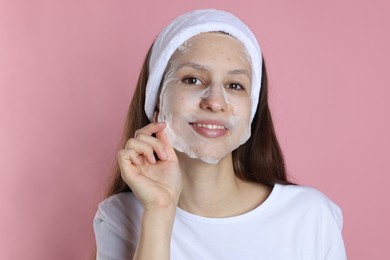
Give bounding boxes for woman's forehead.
[169,32,251,69]
[179,32,245,51]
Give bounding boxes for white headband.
[144,9,262,122]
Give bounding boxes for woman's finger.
[117,149,153,192]
[136,133,168,161]
[118,148,140,167]
[134,122,166,138]
[155,127,178,162]
[124,138,157,164]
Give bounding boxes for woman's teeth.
[190,123,226,129]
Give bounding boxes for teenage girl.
[94,9,347,260]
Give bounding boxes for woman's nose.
[200,85,229,112]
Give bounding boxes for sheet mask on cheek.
[157,39,252,164]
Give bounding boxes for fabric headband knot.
[144,9,263,122]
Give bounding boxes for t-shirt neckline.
[175,183,281,224]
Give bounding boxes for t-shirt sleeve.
[93,193,142,260]
[323,200,348,260]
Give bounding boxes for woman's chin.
[175,149,232,165]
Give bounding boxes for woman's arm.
[134,206,176,259]
[118,122,182,260]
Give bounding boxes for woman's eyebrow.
[228,69,251,78]
[179,62,209,71]
[178,62,250,78]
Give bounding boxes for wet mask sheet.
[157,33,253,164]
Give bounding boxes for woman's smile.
[189,120,229,138]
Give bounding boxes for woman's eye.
[183,77,202,85]
[227,82,244,90]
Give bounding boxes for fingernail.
[150,156,156,164]
[162,150,168,160]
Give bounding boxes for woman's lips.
[189,121,229,138]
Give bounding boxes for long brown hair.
[104,45,292,198]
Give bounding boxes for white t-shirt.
[94,184,347,259]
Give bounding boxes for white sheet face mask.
[157,33,252,164]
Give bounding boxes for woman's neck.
[176,152,271,218]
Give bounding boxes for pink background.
[1,0,389,259]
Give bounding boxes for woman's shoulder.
[94,192,142,256]
[273,184,343,227]
[275,183,336,202]
[94,192,143,225]
[276,183,334,200]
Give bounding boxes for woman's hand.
[118,122,182,211]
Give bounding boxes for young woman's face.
[158,32,252,164]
